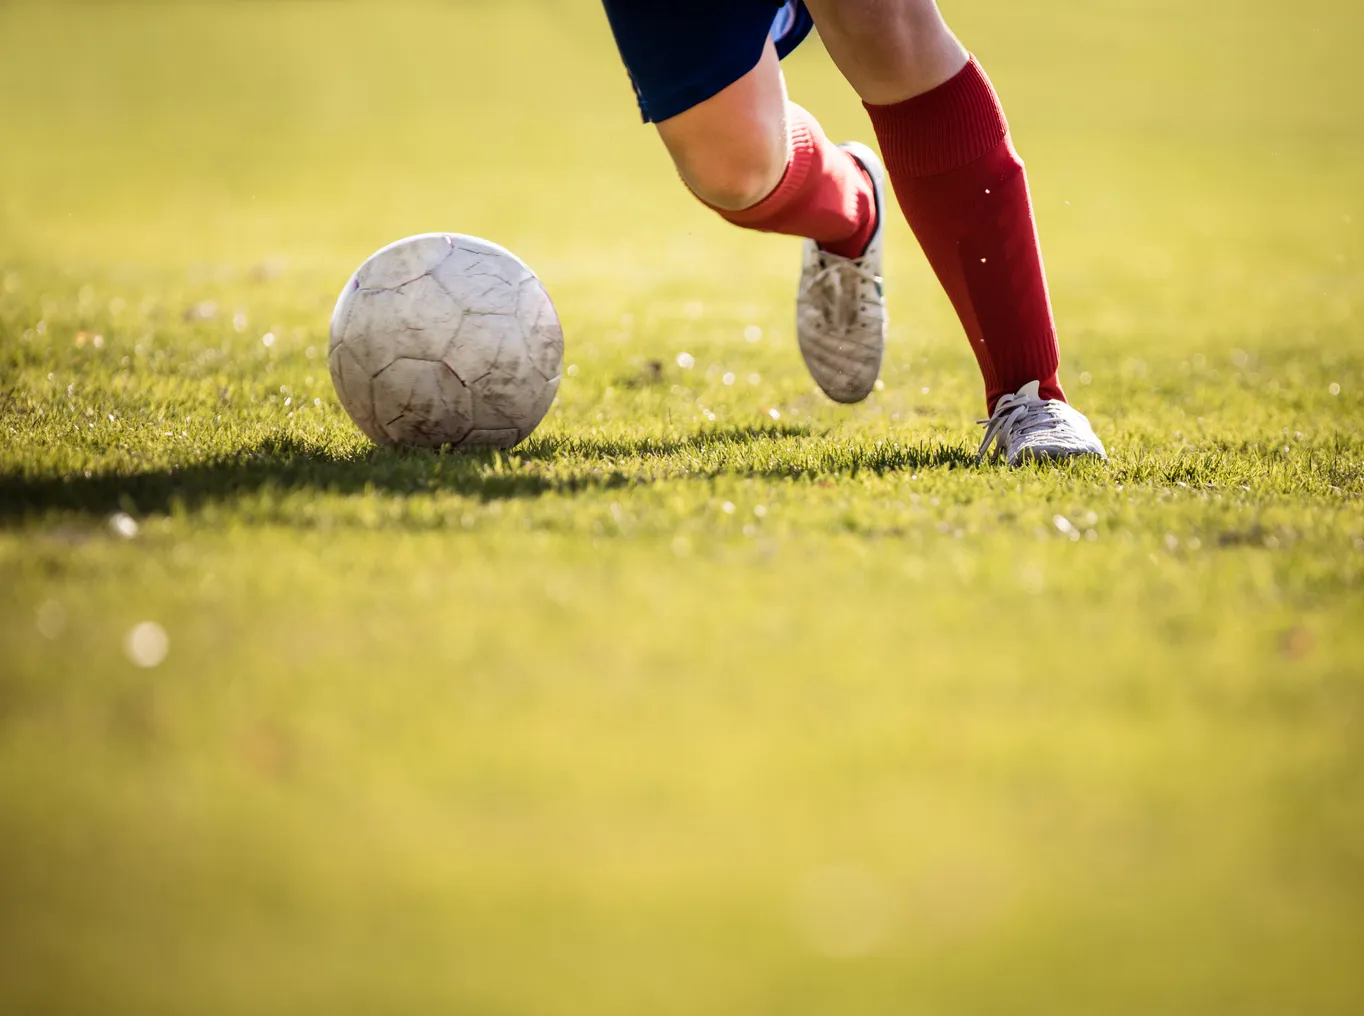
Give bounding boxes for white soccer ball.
[329,233,563,449]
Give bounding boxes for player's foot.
[796,142,886,404]
[977,380,1108,465]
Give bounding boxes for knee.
[653,37,790,210]
[676,141,785,208]
[667,132,787,211]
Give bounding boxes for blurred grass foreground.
[1,1,1363,1014]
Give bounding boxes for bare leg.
[802,0,968,104]
[654,39,789,211]
[646,29,886,404]
[649,32,878,264]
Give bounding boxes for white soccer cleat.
[796,142,887,404]
[977,380,1108,465]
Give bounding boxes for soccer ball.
[329,233,563,449]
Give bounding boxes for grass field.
[2,1,1363,1013]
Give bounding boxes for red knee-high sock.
[865,58,1063,412]
[714,103,876,260]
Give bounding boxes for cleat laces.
[800,253,882,333]
[976,380,1068,461]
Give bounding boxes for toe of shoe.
[823,380,876,404]
[810,367,877,404]
[799,339,881,403]
[1008,444,1107,466]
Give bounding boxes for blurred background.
[1,2,1362,1014]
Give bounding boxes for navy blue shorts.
[601,0,815,123]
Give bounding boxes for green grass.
[2,1,1363,1013]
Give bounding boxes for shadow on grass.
[0,426,978,521]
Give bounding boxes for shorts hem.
[637,49,767,123]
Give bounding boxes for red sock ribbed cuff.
[710,104,875,257]
[718,105,817,227]
[863,58,1008,179]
